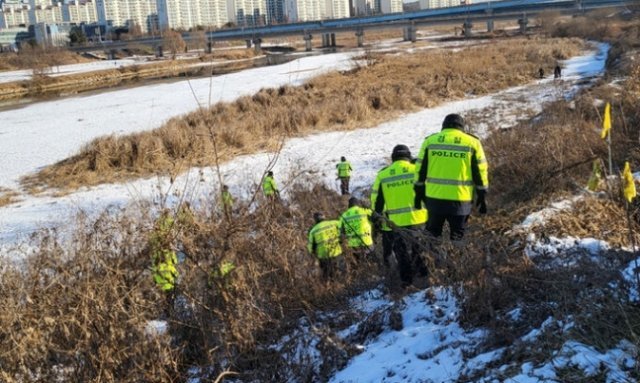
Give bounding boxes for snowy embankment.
[0,57,158,84]
[0,42,609,254]
[0,51,353,191]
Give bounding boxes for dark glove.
[476,189,487,215]
[414,183,425,210]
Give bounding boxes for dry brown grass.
[0,188,20,207]
[26,37,584,191]
[0,47,91,72]
[0,183,377,382]
[0,55,262,102]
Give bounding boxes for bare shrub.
[163,30,186,59]
[0,182,378,381]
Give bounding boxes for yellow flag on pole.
[622,161,637,203]
[601,102,611,139]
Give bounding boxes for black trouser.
[340,177,350,195]
[381,230,394,266]
[426,213,468,240]
[319,256,344,280]
[391,226,426,286]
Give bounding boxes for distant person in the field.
[336,156,353,195]
[262,171,280,202]
[538,67,545,79]
[554,64,562,79]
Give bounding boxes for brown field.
[25,37,584,191]
[0,47,91,72]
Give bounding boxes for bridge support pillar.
[322,33,330,47]
[330,33,336,47]
[245,39,252,48]
[463,19,473,37]
[253,38,262,53]
[356,28,364,47]
[155,45,163,58]
[518,15,528,34]
[486,19,494,33]
[303,33,313,51]
[403,24,416,42]
[107,48,117,60]
[206,41,213,54]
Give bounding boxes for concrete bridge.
[71,0,629,57]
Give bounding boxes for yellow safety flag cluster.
[622,161,637,203]
[601,102,611,140]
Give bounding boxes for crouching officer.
[149,210,179,312]
[371,145,428,287]
[414,113,489,243]
[339,197,374,261]
[307,212,344,280]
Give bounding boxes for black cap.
[267,170,274,176]
[313,212,324,222]
[391,144,412,162]
[341,156,346,161]
[348,197,359,207]
[442,114,465,130]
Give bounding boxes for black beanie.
[391,144,412,161]
[442,114,465,130]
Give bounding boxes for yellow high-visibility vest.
[415,128,488,202]
[307,220,343,259]
[262,176,278,197]
[339,206,373,248]
[337,161,353,178]
[372,160,427,227]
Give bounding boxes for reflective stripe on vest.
[420,129,489,202]
[337,162,352,178]
[374,160,427,227]
[308,220,342,259]
[340,207,373,248]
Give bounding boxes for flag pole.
[607,130,613,177]
[624,199,640,290]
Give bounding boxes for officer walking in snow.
[372,145,428,287]
[336,156,353,195]
[414,114,489,243]
[307,212,344,280]
[262,170,280,201]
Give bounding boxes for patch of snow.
[330,288,487,383]
[145,320,168,336]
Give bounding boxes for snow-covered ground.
[0,57,157,84]
[0,51,354,190]
[0,42,609,254]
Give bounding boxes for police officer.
[262,171,280,201]
[221,184,234,218]
[339,197,374,261]
[372,145,428,287]
[336,156,353,195]
[307,212,344,280]
[414,114,489,242]
[149,209,179,313]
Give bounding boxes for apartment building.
[63,0,99,24]
[286,0,349,22]
[229,0,266,26]
[157,0,228,29]
[94,0,158,31]
[0,0,31,27]
[419,0,464,9]
[354,0,400,15]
